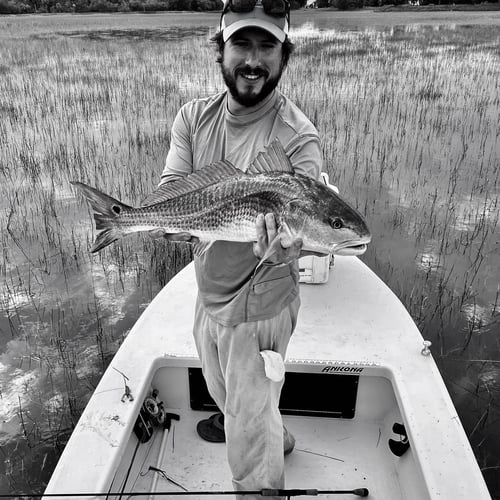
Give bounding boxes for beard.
[221,63,284,108]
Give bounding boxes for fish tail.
[91,227,123,253]
[71,181,132,253]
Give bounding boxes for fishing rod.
[2,487,369,498]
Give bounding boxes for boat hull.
[44,257,491,499]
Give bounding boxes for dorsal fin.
[246,139,293,175]
[142,159,241,206]
[141,140,292,206]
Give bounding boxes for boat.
[44,255,491,499]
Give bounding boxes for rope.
[0,487,369,498]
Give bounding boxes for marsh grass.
[284,24,499,492]
[0,12,499,496]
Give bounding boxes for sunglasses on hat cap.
[223,0,290,16]
[220,0,290,42]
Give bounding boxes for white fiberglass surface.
[124,409,405,500]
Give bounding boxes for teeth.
[242,74,260,80]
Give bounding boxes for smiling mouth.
[242,74,261,81]
[238,70,266,82]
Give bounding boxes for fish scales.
[72,139,371,255]
[120,175,295,239]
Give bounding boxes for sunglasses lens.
[262,0,287,14]
[230,0,257,11]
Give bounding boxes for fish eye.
[331,218,343,229]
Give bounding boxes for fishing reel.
[143,389,166,427]
[134,389,180,443]
[133,389,165,442]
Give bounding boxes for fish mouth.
[335,244,368,256]
[332,237,371,256]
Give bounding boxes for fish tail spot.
[71,181,131,252]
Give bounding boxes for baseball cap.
[220,0,290,43]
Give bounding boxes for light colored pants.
[193,297,300,500]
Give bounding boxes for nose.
[245,46,261,67]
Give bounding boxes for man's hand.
[253,213,303,266]
[149,229,199,243]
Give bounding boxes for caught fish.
[72,140,371,258]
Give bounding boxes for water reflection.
[461,302,494,332]
[479,366,500,394]
[1,11,499,498]
[417,248,442,272]
[453,194,499,232]
[0,361,39,426]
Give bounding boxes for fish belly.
[120,204,260,243]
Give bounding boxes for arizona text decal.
[321,365,364,374]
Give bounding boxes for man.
[156,1,322,497]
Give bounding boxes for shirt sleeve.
[159,104,194,185]
[286,134,322,181]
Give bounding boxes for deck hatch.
[189,368,358,419]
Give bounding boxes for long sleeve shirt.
[161,90,322,326]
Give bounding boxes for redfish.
[72,140,371,257]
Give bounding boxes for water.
[0,10,499,498]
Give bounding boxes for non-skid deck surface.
[133,410,402,500]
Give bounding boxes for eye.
[232,39,249,49]
[331,218,343,229]
[261,42,278,50]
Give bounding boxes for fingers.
[256,213,267,241]
[149,228,167,239]
[279,237,303,263]
[254,213,267,259]
[254,213,277,258]
[264,213,277,243]
[289,237,303,255]
[148,229,197,243]
[253,212,303,264]
[164,232,196,242]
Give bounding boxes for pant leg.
[193,297,300,500]
[193,297,226,411]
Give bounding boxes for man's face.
[221,27,284,108]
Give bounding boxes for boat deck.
[127,409,400,500]
[44,258,490,499]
